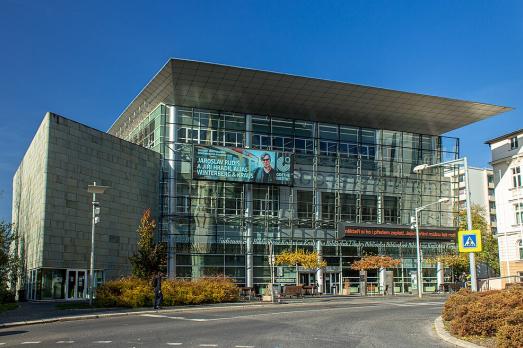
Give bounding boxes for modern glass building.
[14,59,511,299]
[106,59,510,294]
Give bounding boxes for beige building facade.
[486,129,523,283]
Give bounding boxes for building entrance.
[66,269,87,300]
[299,272,316,286]
[324,272,341,294]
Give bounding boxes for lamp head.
[437,197,450,203]
[413,164,429,173]
[87,184,110,194]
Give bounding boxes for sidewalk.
[0,301,153,325]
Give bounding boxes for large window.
[294,138,314,154]
[253,185,279,217]
[383,196,400,224]
[361,195,377,223]
[339,193,357,222]
[321,192,336,226]
[253,134,271,149]
[297,191,314,227]
[512,167,522,188]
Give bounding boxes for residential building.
[446,167,496,232]
[486,129,523,284]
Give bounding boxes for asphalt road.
[0,296,451,347]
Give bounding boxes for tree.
[275,249,327,285]
[458,204,500,275]
[428,205,500,279]
[425,253,469,280]
[350,255,401,271]
[129,209,167,279]
[0,221,21,303]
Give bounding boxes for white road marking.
[235,346,255,348]
[167,344,183,346]
[56,341,75,344]
[199,345,218,347]
[21,342,41,345]
[172,305,374,322]
[143,301,442,324]
[142,314,169,318]
[93,341,112,344]
[388,302,443,307]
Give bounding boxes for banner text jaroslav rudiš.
[193,145,294,186]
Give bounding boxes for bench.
[238,287,256,300]
[282,285,304,298]
[302,285,318,296]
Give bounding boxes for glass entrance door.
[66,269,87,300]
[324,273,341,294]
[299,273,316,286]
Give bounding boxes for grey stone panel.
[12,114,50,271]
[14,112,161,279]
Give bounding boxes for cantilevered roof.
[109,59,511,137]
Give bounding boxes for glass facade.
[26,268,104,301]
[126,104,459,294]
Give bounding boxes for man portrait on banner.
[252,153,277,183]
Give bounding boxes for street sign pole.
[463,158,478,291]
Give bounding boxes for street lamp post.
[87,182,109,306]
[414,198,449,298]
[414,157,478,292]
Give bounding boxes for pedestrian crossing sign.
[458,230,482,252]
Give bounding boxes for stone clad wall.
[12,115,50,271]
[14,112,161,280]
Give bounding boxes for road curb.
[434,316,483,348]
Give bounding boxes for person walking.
[153,272,163,310]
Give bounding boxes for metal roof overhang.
[109,59,511,136]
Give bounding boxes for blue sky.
[0,1,522,221]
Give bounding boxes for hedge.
[442,286,523,348]
[94,276,239,308]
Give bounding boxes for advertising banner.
[193,145,294,185]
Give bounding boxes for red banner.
[340,224,456,241]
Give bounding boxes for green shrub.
[95,276,239,308]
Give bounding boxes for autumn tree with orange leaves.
[350,255,400,271]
